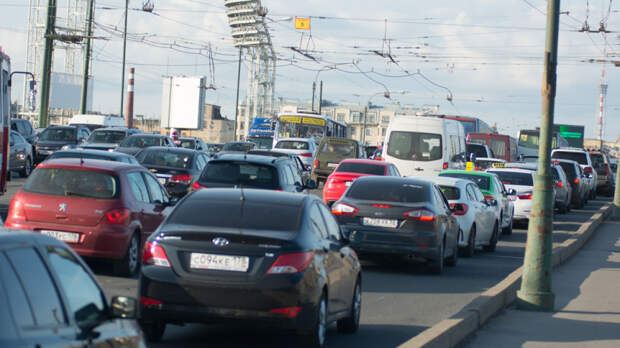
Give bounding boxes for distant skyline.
[1,0,620,140]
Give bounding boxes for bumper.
[312,168,334,181]
[513,200,531,221]
[322,184,347,205]
[340,225,440,260]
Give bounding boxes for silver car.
[272,137,317,170]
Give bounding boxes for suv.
[79,127,141,151]
[0,231,144,348]
[193,153,316,192]
[553,159,587,209]
[33,125,91,163]
[312,137,365,184]
[551,148,597,200]
[466,142,493,160]
[11,118,36,144]
[589,151,613,195]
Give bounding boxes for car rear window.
[346,180,429,203]
[336,162,386,175]
[590,153,605,166]
[552,151,587,165]
[488,171,533,186]
[439,173,491,190]
[23,167,119,199]
[387,131,442,161]
[222,143,254,152]
[439,186,460,200]
[120,136,161,148]
[137,150,193,169]
[88,130,125,144]
[167,200,301,232]
[466,144,488,158]
[39,128,76,142]
[275,140,309,150]
[556,162,577,179]
[320,141,356,157]
[179,139,196,149]
[202,162,279,189]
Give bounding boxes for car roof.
[276,137,314,143]
[188,188,310,207]
[506,162,538,169]
[476,157,505,162]
[139,146,198,154]
[247,150,295,158]
[0,228,70,250]
[126,133,166,138]
[423,176,471,187]
[487,168,535,175]
[210,153,286,164]
[552,158,579,165]
[354,175,432,187]
[440,169,494,178]
[92,127,132,132]
[51,149,132,158]
[338,159,389,166]
[552,147,588,153]
[38,158,142,172]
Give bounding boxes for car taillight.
[8,199,25,220]
[192,181,206,190]
[331,203,359,216]
[574,178,580,184]
[313,159,319,167]
[140,296,163,307]
[518,192,533,200]
[372,204,391,208]
[606,166,610,175]
[267,251,314,274]
[443,162,448,169]
[403,209,435,221]
[555,181,563,188]
[449,203,468,216]
[270,306,302,318]
[170,173,192,183]
[484,195,494,200]
[102,208,131,225]
[142,242,170,267]
[300,152,312,157]
[584,166,593,174]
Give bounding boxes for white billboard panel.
[161,76,205,130]
[50,72,93,110]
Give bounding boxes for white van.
[68,114,126,132]
[383,115,466,176]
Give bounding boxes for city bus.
[467,132,518,162]
[274,111,347,144]
[432,115,494,136]
[246,117,275,149]
[517,128,569,157]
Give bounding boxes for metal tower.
[224,0,276,137]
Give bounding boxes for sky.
[1,0,620,141]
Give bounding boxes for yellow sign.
[295,17,311,30]
[280,115,302,123]
[466,161,474,171]
[492,162,506,168]
[302,117,325,126]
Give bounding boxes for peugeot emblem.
[212,237,229,247]
[58,203,67,213]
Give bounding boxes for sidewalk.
[465,220,620,348]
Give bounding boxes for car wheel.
[141,320,166,342]
[591,188,596,200]
[461,226,476,258]
[559,200,568,214]
[114,232,140,277]
[303,293,328,348]
[445,236,458,267]
[429,238,445,274]
[20,157,32,177]
[502,215,513,235]
[483,222,499,252]
[337,279,361,334]
[6,170,11,182]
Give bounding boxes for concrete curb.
[398,203,612,348]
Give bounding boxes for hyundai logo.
[212,237,230,247]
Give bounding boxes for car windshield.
[179,139,196,149]
[202,162,279,189]
[23,167,119,199]
[87,130,125,144]
[552,151,587,165]
[488,171,533,186]
[440,173,491,191]
[39,128,76,142]
[222,142,254,152]
[336,162,385,175]
[247,137,273,149]
[120,136,161,148]
[556,162,577,180]
[320,141,356,156]
[467,144,488,158]
[439,185,460,200]
[387,131,442,161]
[137,151,193,169]
[346,180,429,203]
[275,140,310,150]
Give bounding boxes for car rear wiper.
[64,191,91,198]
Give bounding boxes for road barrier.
[399,202,612,348]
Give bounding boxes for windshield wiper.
[64,191,91,198]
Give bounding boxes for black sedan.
[135,146,209,198]
[115,134,176,156]
[138,189,361,347]
[332,176,460,274]
[9,130,34,177]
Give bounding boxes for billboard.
[50,72,93,110]
[553,124,584,148]
[161,76,206,129]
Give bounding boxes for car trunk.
[317,140,358,172]
[20,192,119,227]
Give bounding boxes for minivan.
[383,116,466,176]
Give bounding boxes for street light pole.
[79,0,94,114]
[119,0,129,118]
[233,47,242,141]
[38,0,57,128]
[517,0,560,312]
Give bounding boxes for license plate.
[190,253,249,272]
[40,230,80,243]
[362,217,398,228]
[327,162,338,168]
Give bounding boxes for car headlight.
[61,145,71,150]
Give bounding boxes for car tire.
[6,170,11,182]
[429,238,445,274]
[303,293,328,348]
[461,226,476,258]
[502,214,513,235]
[19,157,32,177]
[559,200,568,214]
[483,222,499,252]
[337,279,361,334]
[114,232,140,277]
[141,320,166,342]
[445,237,458,267]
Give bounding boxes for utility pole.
[362,106,368,145]
[119,0,129,118]
[233,48,242,141]
[318,80,323,114]
[38,0,57,128]
[517,0,559,312]
[79,0,95,114]
[311,81,316,112]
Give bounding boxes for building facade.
[185,104,234,143]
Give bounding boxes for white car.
[474,157,506,170]
[272,137,317,170]
[551,148,598,200]
[430,176,501,256]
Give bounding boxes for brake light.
[403,209,435,221]
[449,203,468,216]
[518,192,533,200]
[443,162,448,169]
[584,166,593,174]
[142,242,170,267]
[372,204,391,208]
[331,203,359,216]
[606,166,610,176]
[313,159,319,167]
[192,181,206,190]
[102,208,131,225]
[270,306,302,318]
[8,199,26,220]
[574,178,580,184]
[170,173,192,183]
[140,296,163,307]
[552,161,560,164]
[484,195,494,200]
[267,251,314,274]
[555,181,563,188]
[300,152,312,157]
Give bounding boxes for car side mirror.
[486,198,498,206]
[451,203,466,215]
[305,179,317,190]
[507,188,517,196]
[110,296,137,319]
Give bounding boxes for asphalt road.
[0,177,609,348]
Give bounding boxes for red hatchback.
[323,159,400,206]
[5,158,174,276]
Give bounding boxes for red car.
[5,158,174,276]
[323,159,400,206]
